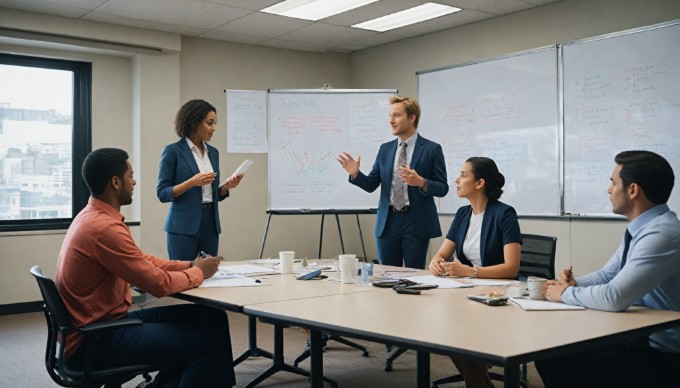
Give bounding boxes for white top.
[185,138,215,203]
[463,210,484,266]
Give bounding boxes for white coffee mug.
[339,254,356,284]
[279,251,295,275]
[505,283,526,298]
[527,276,547,300]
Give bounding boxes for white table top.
[243,286,680,364]
[176,260,382,310]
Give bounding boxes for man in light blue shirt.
[537,150,680,387]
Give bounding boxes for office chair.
[430,234,557,387]
[29,266,157,388]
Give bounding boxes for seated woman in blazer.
[429,156,522,388]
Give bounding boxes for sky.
[0,64,73,115]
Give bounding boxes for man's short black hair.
[615,150,674,205]
[82,148,129,196]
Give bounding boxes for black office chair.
[29,266,157,388]
[430,234,557,387]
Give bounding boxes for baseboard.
[0,301,43,316]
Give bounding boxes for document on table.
[509,298,586,311]
[200,273,262,288]
[220,159,253,186]
[221,264,278,276]
[406,275,474,289]
[465,278,518,287]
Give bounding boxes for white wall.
[349,0,680,276]
[1,0,679,305]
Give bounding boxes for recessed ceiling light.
[352,2,461,32]
[261,0,379,21]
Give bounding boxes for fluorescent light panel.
[261,0,379,21]
[352,2,461,32]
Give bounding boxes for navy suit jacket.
[351,134,448,239]
[157,139,228,235]
[446,200,522,267]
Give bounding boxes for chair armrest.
[79,318,143,334]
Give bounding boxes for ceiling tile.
[258,38,328,53]
[158,2,221,25]
[440,0,534,15]
[215,12,312,38]
[147,22,210,37]
[392,9,494,38]
[199,29,268,45]
[277,22,377,47]
[206,0,281,11]
[94,0,193,21]
[321,0,419,26]
[0,0,565,53]
[176,4,253,29]
[82,11,155,29]
[331,30,410,52]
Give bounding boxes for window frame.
[0,53,91,232]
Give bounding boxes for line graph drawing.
[280,141,333,176]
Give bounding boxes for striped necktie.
[392,142,408,210]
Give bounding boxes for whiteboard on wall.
[418,47,560,216]
[563,21,680,216]
[268,89,396,211]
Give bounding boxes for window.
[0,53,91,232]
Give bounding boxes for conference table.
[177,261,680,387]
[174,260,379,387]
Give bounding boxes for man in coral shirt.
[56,148,234,387]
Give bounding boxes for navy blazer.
[157,139,228,235]
[351,134,449,239]
[446,200,522,267]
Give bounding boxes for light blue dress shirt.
[561,204,680,353]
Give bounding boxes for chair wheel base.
[362,351,369,357]
[384,363,393,372]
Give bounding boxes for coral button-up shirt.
[56,197,204,357]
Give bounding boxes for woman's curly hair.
[174,99,216,138]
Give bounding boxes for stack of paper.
[509,298,586,311]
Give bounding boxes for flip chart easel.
[258,209,375,261]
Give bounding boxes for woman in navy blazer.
[157,100,244,261]
[429,156,521,387]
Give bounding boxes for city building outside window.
[0,53,91,232]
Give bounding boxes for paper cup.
[339,254,356,284]
[279,251,295,275]
[505,283,526,298]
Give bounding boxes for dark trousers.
[68,304,235,387]
[167,206,219,260]
[535,338,680,388]
[376,211,430,269]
